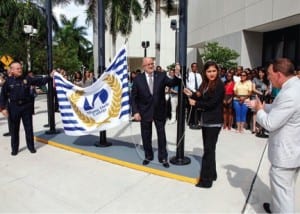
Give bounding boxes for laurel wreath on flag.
[69,74,121,128]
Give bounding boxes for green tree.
[53,15,92,73]
[0,0,59,74]
[201,42,240,69]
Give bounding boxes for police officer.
[0,61,53,156]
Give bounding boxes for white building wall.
[105,1,178,71]
[188,0,300,68]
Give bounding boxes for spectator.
[0,71,11,137]
[156,65,162,72]
[186,62,202,129]
[233,70,252,133]
[73,71,83,87]
[166,68,179,124]
[223,71,235,130]
[251,68,270,137]
[233,66,243,82]
[82,70,93,87]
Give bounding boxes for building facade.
[105,0,300,72]
[188,0,300,68]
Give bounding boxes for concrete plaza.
[0,94,299,213]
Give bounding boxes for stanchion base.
[94,142,112,147]
[45,129,60,135]
[170,156,191,165]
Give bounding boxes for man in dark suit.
[131,58,180,168]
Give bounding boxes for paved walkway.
[0,94,299,213]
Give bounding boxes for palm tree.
[106,0,142,56]
[143,0,175,66]
[53,15,92,72]
[86,0,143,73]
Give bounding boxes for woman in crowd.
[165,68,179,124]
[82,70,94,87]
[184,61,224,188]
[223,71,235,130]
[233,70,252,133]
[73,71,83,87]
[251,68,270,135]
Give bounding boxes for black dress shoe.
[3,132,11,137]
[195,180,213,188]
[256,133,268,138]
[142,159,150,165]
[142,156,153,165]
[29,149,36,153]
[11,151,18,156]
[162,162,169,168]
[263,203,272,213]
[189,124,201,130]
[159,159,170,168]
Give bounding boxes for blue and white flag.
[54,46,130,136]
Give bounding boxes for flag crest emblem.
[54,46,130,136]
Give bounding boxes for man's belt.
[9,99,31,105]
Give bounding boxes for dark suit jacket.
[131,71,180,121]
[191,79,224,124]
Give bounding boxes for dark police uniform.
[0,74,51,155]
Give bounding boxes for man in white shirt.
[186,62,202,129]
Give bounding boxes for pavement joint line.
[35,136,199,185]
[93,173,152,213]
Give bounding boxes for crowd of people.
[167,62,299,136]
[129,61,300,139]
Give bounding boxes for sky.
[52,2,93,42]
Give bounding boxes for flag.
[54,46,130,136]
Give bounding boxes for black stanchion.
[95,131,112,147]
[170,0,190,165]
[94,0,111,147]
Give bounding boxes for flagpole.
[170,0,190,165]
[95,0,112,147]
[45,0,59,135]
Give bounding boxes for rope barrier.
[241,141,268,213]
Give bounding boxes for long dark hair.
[257,67,269,86]
[199,61,220,95]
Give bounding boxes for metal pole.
[170,0,190,165]
[45,0,58,134]
[144,48,147,57]
[175,29,179,63]
[95,0,111,147]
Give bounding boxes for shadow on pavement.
[223,164,270,213]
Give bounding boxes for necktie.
[148,73,153,94]
[194,73,198,90]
